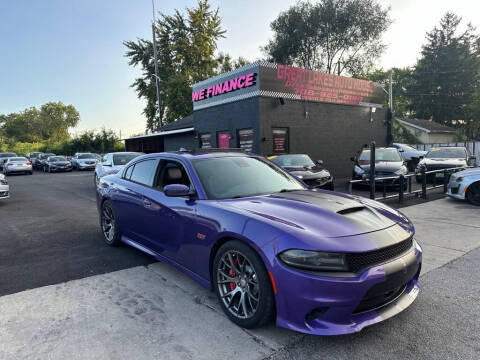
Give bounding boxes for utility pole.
[386,70,393,145]
[151,0,162,130]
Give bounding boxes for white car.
[447,167,480,206]
[3,157,33,175]
[0,174,9,200]
[94,152,143,184]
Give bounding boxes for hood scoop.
[337,206,366,215]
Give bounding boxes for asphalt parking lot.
[0,170,154,297]
[0,170,479,359]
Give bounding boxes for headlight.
[395,167,407,175]
[0,179,7,185]
[456,177,463,182]
[354,165,365,175]
[278,249,348,271]
[296,175,304,179]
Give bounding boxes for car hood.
[285,167,331,179]
[452,167,480,177]
[222,190,412,240]
[78,159,96,163]
[420,158,467,166]
[357,161,404,173]
[101,165,123,176]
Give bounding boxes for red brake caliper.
[229,257,239,291]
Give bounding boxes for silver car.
[3,157,33,175]
[94,152,143,184]
[0,173,9,200]
[72,153,98,171]
[447,168,480,206]
[0,152,17,170]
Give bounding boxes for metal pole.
[151,0,162,129]
[386,71,393,146]
[399,175,404,203]
[369,141,376,200]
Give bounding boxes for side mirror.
[316,159,324,165]
[103,162,112,167]
[398,149,404,153]
[419,155,424,160]
[350,157,356,162]
[164,184,190,197]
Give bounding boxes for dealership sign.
[192,61,383,110]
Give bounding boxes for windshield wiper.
[278,189,300,193]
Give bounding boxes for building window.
[199,133,212,149]
[272,127,289,153]
[237,128,254,152]
[217,132,232,149]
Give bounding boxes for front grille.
[346,238,413,273]
[0,191,9,197]
[354,284,406,313]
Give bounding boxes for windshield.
[50,156,67,161]
[270,154,316,168]
[78,154,95,159]
[426,148,467,159]
[42,153,55,158]
[0,153,16,158]
[113,153,139,166]
[397,144,416,151]
[359,149,402,162]
[9,157,27,162]
[193,156,304,200]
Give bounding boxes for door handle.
[143,199,152,208]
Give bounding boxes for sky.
[0,0,479,138]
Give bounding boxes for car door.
[140,159,198,265]
[111,158,159,249]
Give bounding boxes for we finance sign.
[192,73,257,102]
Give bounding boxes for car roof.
[135,151,253,162]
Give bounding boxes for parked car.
[96,151,422,335]
[393,143,427,171]
[71,153,98,171]
[27,152,43,167]
[3,157,33,175]
[94,152,143,184]
[0,173,9,200]
[351,147,408,187]
[446,167,480,206]
[415,147,474,182]
[44,156,73,173]
[0,152,17,170]
[35,153,55,171]
[268,154,334,190]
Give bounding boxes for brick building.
[125,61,388,179]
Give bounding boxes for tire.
[100,200,122,246]
[466,182,480,206]
[213,240,275,329]
[29,171,33,175]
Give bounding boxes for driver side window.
[154,160,192,192]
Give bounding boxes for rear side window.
[124,164,134,179]
[129,159,157,186]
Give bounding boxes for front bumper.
[446,181,466,200]
[50,166,72,172]
[272,243,422,335]
[78,163,96,170]
[0,185,10,199]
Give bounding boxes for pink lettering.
[229,78,238,91]
[245,73,255,87]
[237,75,246,88]
[222,81,230,93]
[199,89,205,100]
[215,83,223,95]
[277,64,284,79]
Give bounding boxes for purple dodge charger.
[96,151,422,335]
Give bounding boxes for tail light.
[7,163,13,166]
[26,162,32,165]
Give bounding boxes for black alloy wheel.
[213,240,275,329]
[466,182,480,206]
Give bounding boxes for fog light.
[305,307,329,322]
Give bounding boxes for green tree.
[0,102,79,143]
[262,0,391,76]
[361,67,415,117]
[409,13,479,127]
[125,0,239,132]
